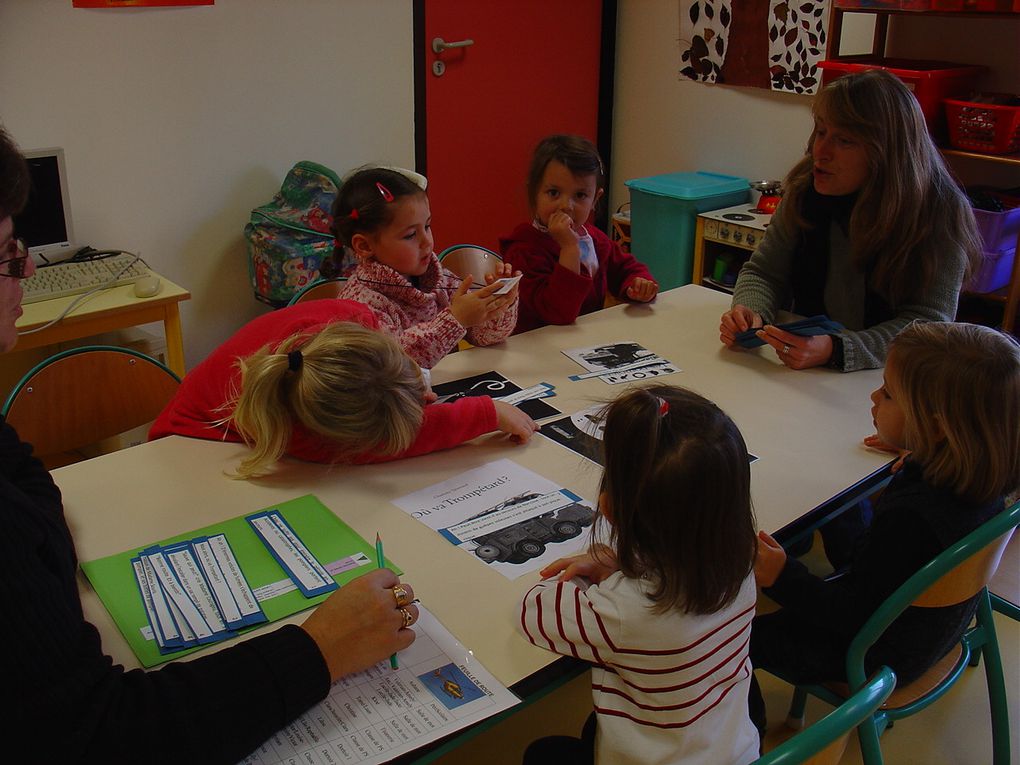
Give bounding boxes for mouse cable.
[18,250,149,336]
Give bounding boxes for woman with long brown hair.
[720,69,981,372]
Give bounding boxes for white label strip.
[164,594,197,643]
[193,539,243,626]
[251,514,330,591]
[140,555,180,643]
[209,534,261,618]
[166,547,228,633]
[146,550,214,640]
[267,512,334,585]
[496,383,555,406]
[568,356,666,380]
[251,554,373,602]
[132,559,166,649]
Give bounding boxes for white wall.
[610,0,1019,207]
[0,0,414,367]
[611,0,817,212]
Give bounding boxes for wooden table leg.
[163,305,186,377]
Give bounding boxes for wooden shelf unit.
[827,5,1020,332]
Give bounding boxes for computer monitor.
[13,147,76,264]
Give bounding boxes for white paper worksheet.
[238,607,519,765]
[392,459,596,580]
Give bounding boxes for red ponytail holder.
[349,208,359,220]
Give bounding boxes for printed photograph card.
[431,370,560,420]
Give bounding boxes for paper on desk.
[238,606,519,765]
[392,458,596,580]
[562,340,679,384]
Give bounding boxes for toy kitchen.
[693,180,778,293]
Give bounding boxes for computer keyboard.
[21,254,150,304]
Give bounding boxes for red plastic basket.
[945,97,1020,155]
[818,59,985,137]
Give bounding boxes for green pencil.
[376,533,399,670]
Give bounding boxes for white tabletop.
[53,285,889,688]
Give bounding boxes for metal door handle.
[432,37,474,54]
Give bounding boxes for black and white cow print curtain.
[680,0,831,94]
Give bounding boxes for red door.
[416,1,611,253]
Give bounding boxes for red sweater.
[149,300,497,463]
[499,222,654,334]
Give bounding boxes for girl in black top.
[749,321,1020,733]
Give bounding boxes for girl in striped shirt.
[518,385,760,765]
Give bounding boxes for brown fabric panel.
[719,0,771,89]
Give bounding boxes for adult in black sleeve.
[0,124,419,763]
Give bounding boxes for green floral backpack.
[244,161,354,307]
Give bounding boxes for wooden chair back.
[2,346,180,466]
[288,277,347,305]
[438,245,503,283]
[914,527,1016,608]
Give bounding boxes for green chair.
[755,667,896,765]
[780,500,1020,765]
[286,276,347,306]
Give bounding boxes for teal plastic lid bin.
[625,171,749,290]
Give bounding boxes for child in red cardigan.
[149,299,537,478]
[500,134,658,334]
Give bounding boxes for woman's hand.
[450,277,510,328]
[301,568,418,682]
[626,277,658,303]
[756,325,833,370]
[540,544,619,584]
[493,400,539,444]
[754,530,787,588]
[719,305,763,347]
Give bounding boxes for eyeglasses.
[0,237,30,279]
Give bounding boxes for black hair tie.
[287,350,303,372]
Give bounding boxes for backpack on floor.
[244,160,354,307]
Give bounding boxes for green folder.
[81,494,399,668]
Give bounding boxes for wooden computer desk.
[14,273,191,377]
[51,285,889,751]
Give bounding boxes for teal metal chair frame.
[782,500,1020,765]
[755,667,896,765]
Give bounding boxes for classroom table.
[14,272,191,377]
[51,284,890,759]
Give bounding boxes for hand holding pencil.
[301,560,418,682]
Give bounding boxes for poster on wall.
[679,0,829,95]
[74,0,213,7]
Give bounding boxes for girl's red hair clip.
[657,397,669,417]
[349,207,359,220]
[376,182,395,202]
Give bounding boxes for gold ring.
[392,584,409,607]
[399,607,414,628]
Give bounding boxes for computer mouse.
[133,275,162,298]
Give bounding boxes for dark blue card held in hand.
[735,315,844,349]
